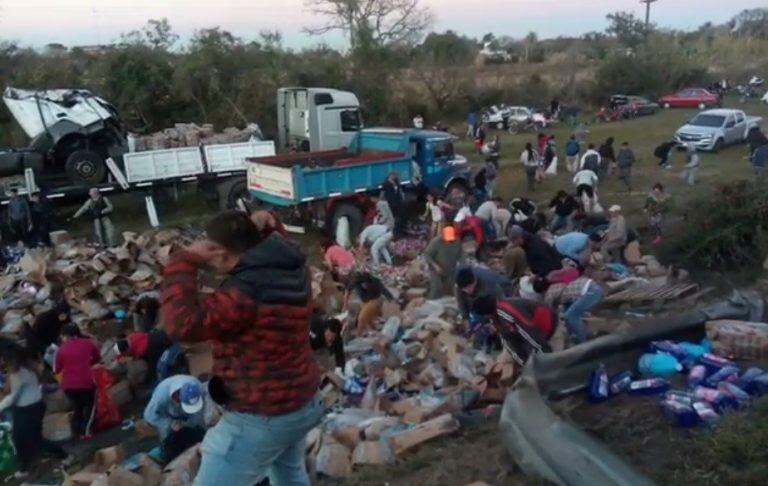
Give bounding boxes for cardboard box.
[138,455,163,486]
[315,441,352,478]
[49,230,71,246]
[63,471,107,486]
[107,380,133,409]
[352,441,393,466]
[106,466,143,486]
[43,411,73,442]
[185,342,213,378]
[94,445,126,471]
[44,388,73,413]
[387,414,460,456]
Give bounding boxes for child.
[424,193,444,238]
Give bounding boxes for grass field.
[452,98,768,233]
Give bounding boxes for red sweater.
[55,337,101,391]
[127,332,150,359]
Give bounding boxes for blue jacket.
[566,140,580,157]
[554,232,589,261]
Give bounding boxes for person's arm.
[0,373,24,413]
[143,383,173,439]
[54,345,64,374]
[101,197,114,215]
[72,200,92,219]
[160,252,259,342]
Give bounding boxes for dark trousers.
[12,401,67,471]
[9,218,27,243]
[657,154,669,167]
[65,389,96,437]
[162,426,206,464]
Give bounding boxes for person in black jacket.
[381,172,405,237]
[598,137,615,178]
[654,140,677,169]
[28,192,52,247]
[548,191,579,234]
[309,316,345,370]
[24,283,70,357]
[507,225,562,276]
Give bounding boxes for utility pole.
[640,0,659,30]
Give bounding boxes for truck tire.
[65,150,107,185]
[331,203,364,240]
[507,121,521,135]
[216,178,249,210]
[496,121,504,130]
[712,138,724,153]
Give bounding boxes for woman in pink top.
[322,238,356,279]
[54,324,101,439]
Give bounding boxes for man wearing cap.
[603,205,627,263]
[144,374,207,463]
[454,266,511,321]
[425,226,464,299]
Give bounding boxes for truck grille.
[677,133,701,142]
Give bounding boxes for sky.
[0,0,764,49]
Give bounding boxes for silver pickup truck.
[674,108,762,152]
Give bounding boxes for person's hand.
[171,421,183,432]
[185,240,226,262]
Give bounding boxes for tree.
[524,31,538,62]
[122,18,179,50]
[730,8,768,39]
[606,11,650,49]
[419,31,476,66]
[303,0,432,49]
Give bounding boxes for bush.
[659,181,768,271]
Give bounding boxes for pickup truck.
[247,128,471,236]
[674,109,763,153]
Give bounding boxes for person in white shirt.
[358,224,394,267]
[579,145,602,172]
[413,114,424,129]
[474,198,502,239]
[573,169,599,212]
[423,193,444,237]
[520,143,540,192]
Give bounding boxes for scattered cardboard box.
[352,441,394,466]
[387,414,460,456]
[43,411,73,442]
[94,444,126,471]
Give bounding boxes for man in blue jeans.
[536,275,603,344]
[161,211,322,485]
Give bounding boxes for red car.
[659,88,721,109]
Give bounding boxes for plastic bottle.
[638,353,683,378]
[660,399,699,427]
[608,371,634,395]
[693,386,737,412]
[717,382,751,409]
[687,365,707,389]
[705,365,740,388]
[700,353,735,372]
[738,367,765,394]
[664,390,696,406]
[628,378,669,396]
[678,342,708,361]
[693,401,719,426]
[588,364,610,403]
[650,341,686,360]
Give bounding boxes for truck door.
[278,89,311,151]
[724,114,737,144]
[317,107,362,151]
[733,111,746,142]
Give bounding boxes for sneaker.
[663,164,672,170]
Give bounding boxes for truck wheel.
[216,178,250,210]
[496,121,504,130]
[712,138,724,153]
[331,203,364,240]
[65,150,107,185]
[507,122,521,135]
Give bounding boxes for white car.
[481,105,509,130]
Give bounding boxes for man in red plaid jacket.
[161,211,321,485]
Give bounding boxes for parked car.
[659,88,721,110]
[674,109,762,153]
[609,95,659,116]
[481,105,509,130]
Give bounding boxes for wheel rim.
[75,159,96,179]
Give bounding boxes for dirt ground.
[328,422,532,486]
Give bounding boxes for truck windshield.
[690,115,725,127]
[434,141,454,158]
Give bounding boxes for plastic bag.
[0,425,15,474]
[92,367,121,433]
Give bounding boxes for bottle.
[660,399,699,427]
[650,341,686,360]
[678,342,708,361]
[628,378,669,396]
[705,366,740,388]
[700,353,735,372]
[738,367,765,394]
[693,386,737,412]
[588,364,610,403]
[664,390,696,406]
[687,365,707,388]
[638,353,683,378]
[608,371,633,395]
[717,382,750,409]
[693,401,719,426]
